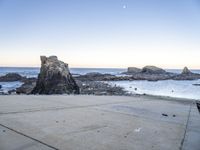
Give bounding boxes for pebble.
[162,113,168,117]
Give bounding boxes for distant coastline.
[0,66,200,99]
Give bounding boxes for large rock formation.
[127,67,141,74]
[32,56,79,94]
[141,66,166,74]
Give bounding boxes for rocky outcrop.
[141,66,166,74]
[75,72,115,81]
[75,72,174,82]
[127,67,141,74]
[16,78,37,94]
[32,56,79,94]
[0,73,25,82]
[75,66,200,82]
[173,67,200,80]
[75,80,128,95]
[181,67,192,74]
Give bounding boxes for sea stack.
[32,56,79,94]
[182,67,191,74]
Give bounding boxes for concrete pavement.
[0,95,199,150]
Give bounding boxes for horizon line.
[0,66,200,70]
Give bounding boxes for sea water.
[108,80,200,100]
[0,67,126,77]
[0,67,200,100]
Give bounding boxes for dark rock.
[0,92,8,95]
[16,78,37,94]
[121,66,176,81]
[197,102,200,113]
[64,65,200,84]
[162,113,168,117]
[8,89,16,94]
[32,56,79,94]
[182,67,191,74]
[76,71,176,82]
[141,66,166,74]
[0,85,2,89]
[127,67,141,74]
[75,80,128,96]
[193,84,200,86]
[131,72,174,81]
[0,73,25,82]
[173,67,200,80]
[75,72,115,81]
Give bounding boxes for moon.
[123,5,127,9]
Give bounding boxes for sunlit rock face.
[141,66,166,74]
[32,56,79,94]
[127,67,141,74]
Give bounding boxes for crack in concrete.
[0,123,59,150]
[196,101,200,113]
[180,103,192,150]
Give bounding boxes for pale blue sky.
[0,0,200,68]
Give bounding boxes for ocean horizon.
[1,67,200,78]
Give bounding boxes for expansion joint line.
[180,104,192,150]
[0,124,59,150]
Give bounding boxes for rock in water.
[127,67,141,73]
[173,66,200,80]
[141,66,166,74]
[182,67,191,74]
[32,56,79,94]
[0,73,25,82]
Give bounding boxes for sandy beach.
[0,95,199,150]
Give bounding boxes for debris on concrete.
[162,113,168,117]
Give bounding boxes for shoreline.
[1,80,200,101]
[1,69,200,100]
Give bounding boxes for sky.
[0,0,200,69]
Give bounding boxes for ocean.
[0,67,126,77]
[0,67,200,100]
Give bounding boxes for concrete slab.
[0,95,199,150]
[0,125,54,150]
[182,103,200,150]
